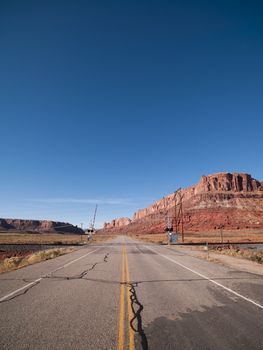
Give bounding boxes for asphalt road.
[0,236,262,350]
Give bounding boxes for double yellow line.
[118,245,135,350]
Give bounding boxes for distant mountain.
[0,218,83,234]
[102,172,263,234]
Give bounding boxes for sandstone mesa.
[0,219,83,234]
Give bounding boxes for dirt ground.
[0,232,116,245]
[131,230,263,244]
[0,233,116,264]
[174,245,263,275]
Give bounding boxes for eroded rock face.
[0,218,83,234]
[195,173,263,193]
[101,172,263,234]
[104,217,131,229]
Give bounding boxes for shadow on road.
[141,292,263,350]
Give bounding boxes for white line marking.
[144,245,263,310]
[0,248,100,303]
[0,279,43,303]
[47,248,100,274]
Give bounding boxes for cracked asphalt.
[0,236,263,350]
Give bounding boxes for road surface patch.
[144,245,263,310]
[0,248,100,303]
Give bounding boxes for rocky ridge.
[0,218,83,234]
[102,172,263,234]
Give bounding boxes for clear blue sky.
[1,0,263,228]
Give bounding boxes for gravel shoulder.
[171,245,263,276]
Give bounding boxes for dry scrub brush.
[0,248,74,273]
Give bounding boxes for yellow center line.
[125,246,135,350]
[118,246,125,350]
[117,241,135,350]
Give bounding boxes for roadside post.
[205,241,209,260]
[219,225,224,244]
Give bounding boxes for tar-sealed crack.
[128,282,148,350]
[0,253,109,303]
[45,253,109,281]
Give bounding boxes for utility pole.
[173,189,184,243]
[180,191,184,243]
[174,193,178,234]
[164,189,184,244]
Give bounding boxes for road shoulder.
[172,245,263,276]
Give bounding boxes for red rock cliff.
[102,172,263,234]
[195,173,263,193]
[104,217,131,229]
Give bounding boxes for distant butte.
[102,172,263,234]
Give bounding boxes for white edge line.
[144,245,263,310]
[0,278,43,302]
[0,248,100,302]
[47,248,100,274]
